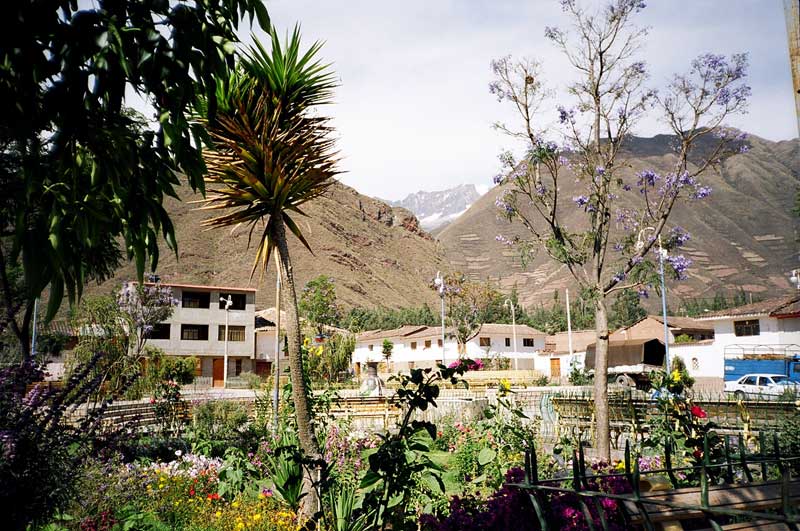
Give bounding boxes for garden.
[5,347,800,531]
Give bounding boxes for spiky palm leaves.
[197,27,338,521]
[198,26,339,276]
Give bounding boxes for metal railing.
[513,433,800,531]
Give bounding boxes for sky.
[252,1,796,200]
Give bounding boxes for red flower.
[693,449,703,460]
[690,405,707,419]
[189,488,195,496]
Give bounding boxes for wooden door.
[550,357,561,379]
[212,358,224,387]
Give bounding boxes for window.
[219,292,247,310]
[523,338,535,347]
[741,376,757,386]
[148,323,171,340]
[181,324,208,340]
[758,376,772,387]
[368,344,374,351]
[424,340,432,349]
[437,339,443,347]
[218,325,246,341]
[410,341,417,350]
[479,337,491,347]
[691,358,699,371]
[505,338,511,347]
[194,358,202,376]
[182,291,210,309]
[235,359,243,376]
[734,319,760,337]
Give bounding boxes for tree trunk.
[593,295,611,460]
[271,216,321,521]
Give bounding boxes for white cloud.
[254,1,796,199]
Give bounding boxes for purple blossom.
[667,226,691,247]
[621,183,632,191]
[690,185,712,200]
[495,193,515,215]
[557,106,575,124]
[495,234,515,246]
[636,169,660,189]
[558,155,570,166]
[612,272,626,283]
[492,173,504,185]
[637,287,649,299]
[666,254,692,280]
[573,195,589,207]
[596,166,606,176]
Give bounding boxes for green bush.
[190,400,254,455]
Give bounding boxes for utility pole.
[566,289,574,364]
[220,295,233,389]
[504,299,518,370]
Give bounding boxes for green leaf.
[477,447,496,466]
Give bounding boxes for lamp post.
[434,271,446,365]
[503,299,518,370]
[635,228,671,372]
[220,295,233,389]
[273,255,282,432]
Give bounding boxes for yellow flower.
[671,370,681,383]
[236,523,244,530]
[215,511,222,518]
[232,501,240,508]
[252,514,262,522]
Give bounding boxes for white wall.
[669,342,721,379]
[147,286,256,358]
[353,332,546,369]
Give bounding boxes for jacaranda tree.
[197,26,339,520]
[491,0,750,458]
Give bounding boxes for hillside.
[438,134,800,309]
[89,181,445,310]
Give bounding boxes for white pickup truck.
[723,373,800,400]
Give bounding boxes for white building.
[146,283,257,387]
[542,329,597,380]
[352,323,546,373]
[669,295,800,384]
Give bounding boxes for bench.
[624,479,800,530]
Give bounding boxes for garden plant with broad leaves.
[490,0,750,458]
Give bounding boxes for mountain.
[437,133,800,309]
[387,184,482,232]
[87,181,445,310]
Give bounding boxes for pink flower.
[690,405,707,419]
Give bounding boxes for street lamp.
[434,271,446,365]
[503,299,518,370]
[220,295,233,389]
[635,227,671,372]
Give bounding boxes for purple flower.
[557,106,575,124]
[690,185,712,200]
[667,226,691,247]
[637,169,660,189]
[573,195,589,207]
[596,166,606,176]
[612,272,625,283]
[492,173,504,185]
[637,287,649,299]
[666,254,692,280]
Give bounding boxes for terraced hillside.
[438,134,800,308]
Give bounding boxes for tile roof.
[696,295,800,320]
[356,325,429,343]
[544,329,598,354]
[476,323,546,336]
[643,315,714,331]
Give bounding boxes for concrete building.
[146,283,257,387]
[352,323,546,373]
[542,329,597,379]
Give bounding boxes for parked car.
[723,373,800,400]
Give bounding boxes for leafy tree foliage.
[609,289,647,330]
[0,0,269,358]
[341,305,439,332]
[680,290,756,317]
[299,275,341,336]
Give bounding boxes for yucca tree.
[197,26,338,519]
